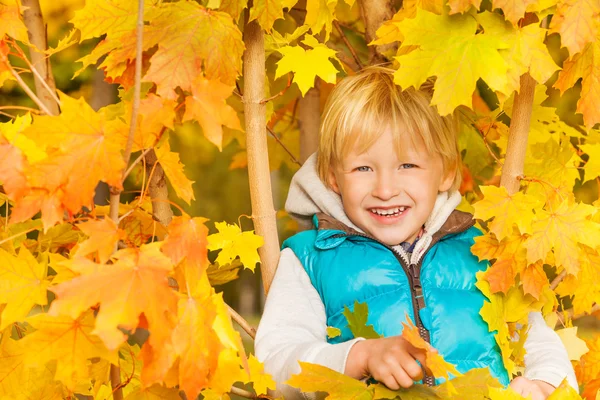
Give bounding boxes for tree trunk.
[21,0,59,116]
[499,73,536,195]
[357,0,397,64]
[298,81,320,163]
[243,19,281,294]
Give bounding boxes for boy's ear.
[438,167,455,192]
[328,169,341,194]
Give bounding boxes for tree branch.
[297,80,320,164]
[226,303,256,339]
[21,0,59,116]
[1,59,54,116]
[230,386,258,399]
[333,20,363,70]
[243,14,281,294]
[267,126,301,166]
[550,269,568,290]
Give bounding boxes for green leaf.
[326,326,341,339]
[343,301,381,339]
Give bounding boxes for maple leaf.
[15,93,126,230]
[171,275,223,399]
[473,185,542,239]
[556,327,589,361]
[576,336,600,384]
[524,200,600,274]
[476,13,559,93]
[491,0,537,26]
[249,0,284,32]
[394,10,509,115]
[483,256,521,295]
[554,41,600,129]
[327,326,341,339]
[287,362,374,400]
[207,348,246,394]
[448,0,482,13]
[0,2,29,43]
[547,378,583,399]
[70,0,140,42]
[571,245,600,315]
[0,139,29,203]
[219,0,249,22]
[401,317,462,392]
[580,143,600,183]
[550,0,600,56]
[343,301,381,339]
[520,260,547,300]
[74,218,125,264]
[182,75,242,151]
[21,310,117,389]
[304,0,337,40]
[207,222,264,271]
[144,2,245,98]
[154,140,196,205]
[488,386,528,399]
[245,354,276,395]
[162,215,209,272]
[48,242,178,350]
[275,35,340,96]
[0,336,27,398]
[0,247,51,330]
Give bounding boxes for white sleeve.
[523,312,578,392]
[255,248,363,400]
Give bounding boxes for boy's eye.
[356,166,372,172]
[399,164,416,169]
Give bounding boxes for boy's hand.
[509,376,555,400]
[345,336,433,390]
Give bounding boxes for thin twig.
[556,304,600,327]
[121,0,145,183]
[0,227,38,245]
[1,59,54,116]
[10,39,61,108]
[261,74,292,104]
[0,111,16,119]
[333,20,363,69]
[226,303,256,339]
[266,126,301,166]
[0,105,40,114]
[230,386,258,399]
[550,269,568,290]
[123,148,153,181]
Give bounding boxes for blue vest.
[283,215,509,386]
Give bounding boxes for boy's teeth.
[371,207,406,216]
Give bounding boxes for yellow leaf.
[547,378,583,399]
[0,2,29,43]
[0,336,27,398]
[246,354,276,395]
[154,141,195,205]
[572,246,600,315]
[0,247,50,329]
[275,36,340,96]
[207,222,264,271]
[287,362,373,400]
[208,348,246,394]
[182,76,242,151]
[488,386,528,399]
[21,310,117,389]
[70,0,139,41]
[448,0,482,14]
[473,186,542,239]
[249,0,284,32]
[394,10,509,115]
[524,200,600,274]
[556,327,589,361]
[327,326,341,339]
[580,143,600,183]
[491,0,537,26]
[304,0,337,40]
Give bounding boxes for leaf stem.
[266,126,301,166]
[123,147,153,182]
[226,303,256,339]
[550,269,568,290]
[1,58,54,116]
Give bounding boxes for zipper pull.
[409,263,420,282]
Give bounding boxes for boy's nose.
[372,172,401,200]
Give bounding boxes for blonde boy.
[255,67,576,399]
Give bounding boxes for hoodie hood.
[285,153,464,262]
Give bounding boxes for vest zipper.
[327,218,475,387]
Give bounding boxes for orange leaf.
[575,336,600,383]
[484,258,517,294]
[48,242,178,350]
[0,140,29,202]
[182,76,242,151]
[75,218,125,264]
[154,141,196,205]
[549,0,600,56]
[162,215,209,271]
[144,2,245,99]
[520,261,547,300]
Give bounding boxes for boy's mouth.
[369,206,407,217]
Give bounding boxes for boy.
[255,67,577,399]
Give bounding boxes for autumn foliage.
[1,0,600,398]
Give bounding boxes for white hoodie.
[255,154,578,398]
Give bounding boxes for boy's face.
[328,128,454,247]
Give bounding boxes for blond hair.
[317,66,462,191]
